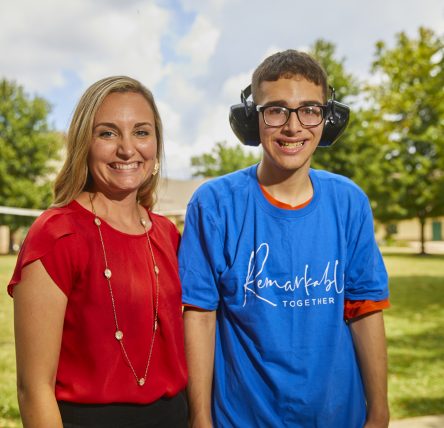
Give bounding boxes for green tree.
[191,141,260,177]
[0,79,63,232]
[369,27,444,253]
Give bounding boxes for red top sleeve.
[8,208,79,297]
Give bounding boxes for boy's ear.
[229,85,351,147]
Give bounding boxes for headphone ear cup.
[229,102,260,146]
[319,100,350,147]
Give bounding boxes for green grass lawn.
[1,251,443,425]
[0,256,20,428]
[383,252,444,419]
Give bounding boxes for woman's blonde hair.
[53,76,163,209]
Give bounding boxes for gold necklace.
[89,193,159,387]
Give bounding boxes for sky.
[1,0,443,179]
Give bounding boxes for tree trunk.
[418,214,426,255]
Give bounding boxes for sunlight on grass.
[383,252,444,277]
[0,256,20,426]
[382,254,444,419]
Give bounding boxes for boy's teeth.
[279,141,304,147]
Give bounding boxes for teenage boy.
[179,50,390,428]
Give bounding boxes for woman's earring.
[152,160,160,176]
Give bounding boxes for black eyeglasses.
[256,104,327,127]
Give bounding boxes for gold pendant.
[138,378,145,386]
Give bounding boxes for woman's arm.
[14,259,68,428]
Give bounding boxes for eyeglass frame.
[255,104,328,128]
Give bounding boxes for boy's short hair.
[251,49,328,103]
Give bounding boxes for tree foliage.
[310,33,444,251]
[0,79,63,230]
[191,141,260,177]
[368,27,444,252]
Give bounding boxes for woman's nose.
[116,134,135,158]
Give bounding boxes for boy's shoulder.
[190,165,256,205]
[311,168,367,198]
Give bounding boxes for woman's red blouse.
[8,201,187,404]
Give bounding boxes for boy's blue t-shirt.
[179,165,388,428]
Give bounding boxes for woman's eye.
[99,130,115,138]
[135,130,149,136]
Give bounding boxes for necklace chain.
[89,193,159,387]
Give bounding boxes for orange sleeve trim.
[344,298,390,320]
[183,304,211,312]
[259,184,312,210]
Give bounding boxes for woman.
[8,76,188,427]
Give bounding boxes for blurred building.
[376,217,443,243]
[0,177,208,254]
[154,177,208,229]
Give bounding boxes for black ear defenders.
[229,84,350,147]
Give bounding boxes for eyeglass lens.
[263,106,323,127]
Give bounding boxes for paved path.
[389,415,444,427]
[380,241,444,255]
[408,241,444,254]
